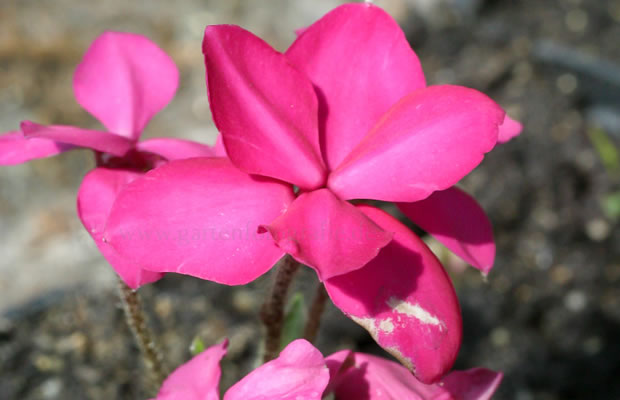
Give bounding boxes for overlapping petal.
[259,189,392,281]
[203,25,325,189]
[328,85,505,202]
[22,121,134,156]
[224,339,329,400]
[325,351,447,399]
[441,368,504,400]
[103,158,295,285]
[74,32,179,140]
[136,137,218,161]
[497,115,522,144]
[286,3,426,169]
[324,205,462,383]
[0,130,72,165]
[398,187,495,274]
[154,341,227,400]
[77,167,163,288]
[325,351,502,400]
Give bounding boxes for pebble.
[556,73,578,94]
[34,354,64,372]
[565,9,589,33]
[551,265,574,285]
[232,289,256,314]
[585,218,611,241]
[564,290,587,312]
[39,378,63,399]
[490,327,511,347]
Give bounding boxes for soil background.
[1,0,620,399]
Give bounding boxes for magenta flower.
[0,32,220,288]
[103,3,520,381]
[152,339,502,400]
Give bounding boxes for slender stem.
[303,283,329,343]
[117,278,166,393]
[260,255,301,362]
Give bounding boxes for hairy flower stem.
[117,278,166,393]
[303,283,329,343]
[260,255,301,362]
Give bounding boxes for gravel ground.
[1,0,620,399]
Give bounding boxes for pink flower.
[0,32,221,288]
[103,3,520,381]
[152,339,502,400]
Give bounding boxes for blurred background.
[1,0,619,399]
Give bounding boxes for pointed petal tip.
[202,24,326,189]
[0,129,72,165]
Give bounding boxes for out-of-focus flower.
[0,32,221,288]
[152,339,502,400]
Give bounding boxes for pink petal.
[155,340,227,400]
[22,121,134,156]
[77,167,163,288]
[286,3,426,169]
[325,351,447,399]
[324,205,462,384]
[213,134,227,157]
[497,115,523,143]
[398,187,495,274]
[328,85,505,202]
[74,31,179,140]
[441,368,503,400]
[259,188,392,281]
[202,25,326,190]
[224,339,329,400]
[325,351,503,400]
[103,157,295,285]
[0,130,72,165]
[136,138,218,161]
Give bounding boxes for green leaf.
[190,336,206,356]
[280,292,306,349]
[602,191,620,220]
[589,127,620,178]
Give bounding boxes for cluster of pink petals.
[102,2,521,382]
[153,339,503,400]
[0,32,221,288]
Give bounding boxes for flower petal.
[328,85,505,202]
[259,188,392,281]
[213,134,227,157]
[325,351,503,400]
[498,115,522,143]
[74,31,179,140]
[325,351,448,399]
[22,121,134,156]
[324,205,462,384]
[0,130,73,165]
[398,187,495,274]
[441,368,503,400]
[104,157,295,285]
[224,339,329,400]
[286,3,426,169]
[136,138,218,161]
[203,25,325,189]
[155,341,227,400]
[78,167,163,288]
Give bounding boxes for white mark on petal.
[350,316,378,340]
[379,318,394,334]
[387,297,444,330]
[386,346,415,373]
